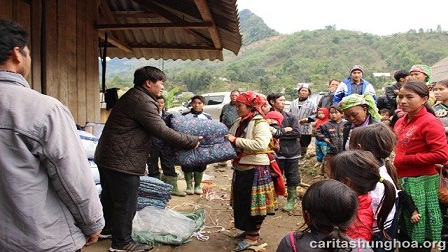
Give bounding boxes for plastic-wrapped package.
[169,114,237,166]
[77,130,99,159]
[133,206,196,240]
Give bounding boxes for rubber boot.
[184,172,194,195]
[194,172,203,195]
[162,175,186,197]
[282,187,297,212]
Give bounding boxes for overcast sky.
[236,0,448,36]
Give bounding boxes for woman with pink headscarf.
[225,91,277,251]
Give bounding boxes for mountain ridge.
[102,10,448,100]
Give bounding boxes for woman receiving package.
[225,91,277,251]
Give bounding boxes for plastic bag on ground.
[133,206,195,239]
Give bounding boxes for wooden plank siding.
[85,0,100,122]
[30,0,42,92]
[76,0,88,123]
[1,0,101,124]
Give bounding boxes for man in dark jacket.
[318,79,340,109]
[267,93,301,212]
[385,69,409,115]
[220,90,240,129]
[95,66,199,251]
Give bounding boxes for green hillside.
[102,10,448,101]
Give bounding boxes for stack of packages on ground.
[137,176,172,210]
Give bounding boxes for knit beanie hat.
[409,64,432,84]
[297,83,312,95]
[350,65,364,74]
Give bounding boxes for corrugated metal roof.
[431,56,448,82]
[96,0,242,61]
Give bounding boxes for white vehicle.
[167,92,231,121]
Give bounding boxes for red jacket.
[346,194,374,241]
[394,107,448,178]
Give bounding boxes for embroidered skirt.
[400,174,442,242]
[231,165,277,231]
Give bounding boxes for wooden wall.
[0,0,101,125]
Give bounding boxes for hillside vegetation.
[103,10,448,102]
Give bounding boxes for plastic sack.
[132,208,205,246]
[439,168,448,204]
[133,206,196,240]
[77,130,99,159]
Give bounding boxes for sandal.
[233,240,258,251]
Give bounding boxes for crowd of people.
[2,18,448,252]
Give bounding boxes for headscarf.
[339,93,381,120]
[234,91,265,137]
[315,107,330,129]
[410,64,432,84]
[235,91,265,116]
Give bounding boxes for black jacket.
[277,111,301,158]
[317,91,334,109]
[95,86,199,175]
[315,120,345,155]
[385,82,402,113]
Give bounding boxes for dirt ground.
[84,151,324,252]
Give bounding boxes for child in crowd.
[349,123,420,252]
[313,107,329,168]
[433,79,448,140]
[315,105,345,176]
[433,79,448,249]
[329,150,396,242]
[276,179,373,252]
[181,95,212,195]
[379,108,392,127]
[265,111,292,151]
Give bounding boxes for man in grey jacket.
[0,19,104,251]
[95,66,200,251]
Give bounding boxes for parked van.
[167,92,231,121]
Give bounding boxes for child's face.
[433,83,448,103]
[191,98,204,112]
[329,108,342,121]
[261,104,270,114]
[381,112,391,120]
[265,118,278,125]
[317,111,326,119]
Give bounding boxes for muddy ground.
[84,151,323,252]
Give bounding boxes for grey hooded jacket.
[0,71,104,251]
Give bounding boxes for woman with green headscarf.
[409,64,436,106]
[339,93,381,150]
[409,64,432,85]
